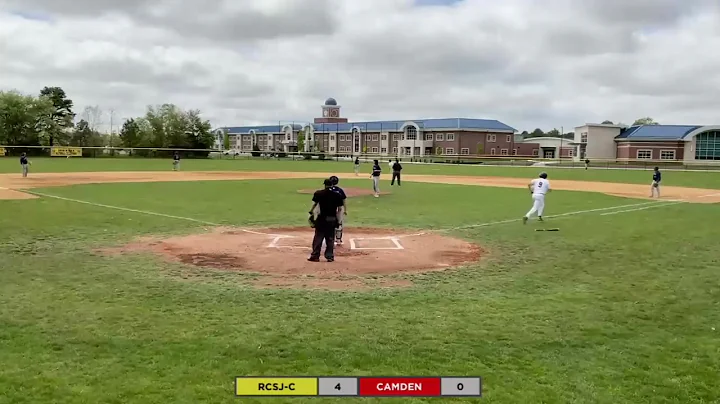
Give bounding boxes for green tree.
[601,120,614,124]
[223,130,230,150]
[529,128,545,137]
[70,119,93,146]
[0,90,55,147]
[39,86,75,146]
[545,128,560,137]
[633,117,659,126]
[119,118,143,148]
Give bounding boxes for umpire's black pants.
[391,171,401,185]
[310,216,337,259]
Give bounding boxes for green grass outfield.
[1,162,719,403]
[2,157,720,188]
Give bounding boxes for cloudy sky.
[1,0,719,133]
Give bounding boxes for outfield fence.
[1,145,720,171]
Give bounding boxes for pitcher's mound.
[106,226,482,290]
[297,188,389,197]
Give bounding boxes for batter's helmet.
[539,172,548,179]
[329,175,339,185]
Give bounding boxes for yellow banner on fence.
[51,147,82,157]
[0,147,6,156]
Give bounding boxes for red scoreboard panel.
[235,376,482,397]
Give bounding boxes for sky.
[1,0,719,133]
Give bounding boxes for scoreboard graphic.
[235,376,482,397]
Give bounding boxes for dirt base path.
[0,171,719,203]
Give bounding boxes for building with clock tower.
[313,98,349,124]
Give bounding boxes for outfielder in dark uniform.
[307,179,344,262]
[391,159,402,186]
[328,175,347,245]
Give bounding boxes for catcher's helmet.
[539,172,548,179]
[329,175,339,185]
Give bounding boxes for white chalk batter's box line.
[349,237,404,250]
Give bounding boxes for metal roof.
[218,118,515,134]
[615,125,701,140]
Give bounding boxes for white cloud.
[0,0,718,132]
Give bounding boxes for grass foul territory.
[0,158,718,404]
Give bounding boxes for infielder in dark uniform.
[650,166,662,198]
[328,175,347,245]
[371,159,381,197]
[391,159,402,186]
[20,153,30,178]
[307,178,344,262]
[172,152,180,171]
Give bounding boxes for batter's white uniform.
[525,178,550,219]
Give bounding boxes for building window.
[329,134,335,141]
[381,134,387,141]
[568,149,574,157]
[445,148,455,154]
[436,147,443,155]
[501,148,508,155]
[330,146,335,152]
[381,147,387,154]
[487,134,496,142]
[243,135,250,141]
[532,149,539,156]
[243,145,251,150]
[405,126,417,140]
[436,133,444,141]
[512,149,518,155]
[393,134,400,141]
[695,130,720,160]
[506,135,512,142]
[460,148,470,155]
[372,134,378,141]
[392,147,398,153]
[365,134,371,141]
[490,148,496,155]
[660,150,676,160]
[637,150,652,159]
[446,133,455,141]
[581,132,588,143]
[425,133,433,141]
[371,147,379,153]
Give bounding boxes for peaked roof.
[616,125,701,140]
[218,118,515,134]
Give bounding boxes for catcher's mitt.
[308,213,316,228]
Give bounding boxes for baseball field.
[1,157,719,403]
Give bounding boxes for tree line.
[0,87,216,155]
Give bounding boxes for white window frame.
[371,147,379,153]
[425,133,433,141]
[330,146,335,151]
[660,150,676,160]
[581,133,588,143]
[393,134,400,141]
[392,147,398,153]
[365,134,371,141]
[460,148,470,155]
[436,147,443,155]
[637,149,652,159]
[512,149,518,155]
[490,148,496,155]
[445,147,455,154]
[532,149,539,156]
[372,134,378,141]
[436,133,445,141]
[501,148,508,155]
[381,134,387,141]
[568,149,574,157]
[506,135,512,142]
[487,134,496,142]
[242,145,251,150]
[381,147,387,154]
[446,133,455,141]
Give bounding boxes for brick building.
[574,123,720,162]
[216,98,517,157]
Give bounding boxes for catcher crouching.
[307,178,345,262]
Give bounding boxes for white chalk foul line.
[396,200,679,238]
[23,190,284,237]
[599,201,686,215]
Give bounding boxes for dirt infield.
[102,226,483,290]
[0,170,719,203]
[297,187,388,197]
